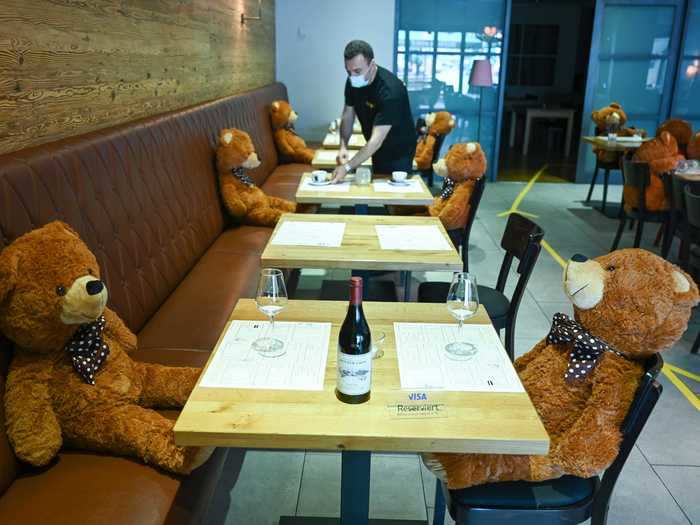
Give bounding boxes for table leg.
[509,110,516,148]
[402,271,412,301]
[565,113,574,157]
[355,204,369,215]
[523,112,532,156]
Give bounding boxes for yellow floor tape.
[499,167,700,411]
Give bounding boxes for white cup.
[311,170,329,183]
[392,171,408,182]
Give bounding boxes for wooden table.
[295,173,434,208]
[522,108,575,157]
[673,169,700,182]
[175,299,549,525]
[312,149,372,169]
[582,135,649,152]
[322,132,367,149]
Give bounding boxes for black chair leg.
[661,219,673,259]
[602,168,610,213]
[433,478,446,525]
[634,218,645,248]
[505,323,516,363]
[586,164,600,203]
[612,215,626,251]
[691,331,700,354]
[591,499,610,525]
[429,169,434,188]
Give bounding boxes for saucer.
[388,179,410,186]
[308,179,332,186]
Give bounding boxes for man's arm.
[339,105,356,150]
[332,125,391,182]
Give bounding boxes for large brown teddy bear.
[0,221,212,474]
[591,102,646,163]
[415,111,455,170]
[624,131,684,211]
[269,100,315,164]
[216,127,298,227]
[424,249,698,489]
[657,118,692,154]
[389,142,486,231]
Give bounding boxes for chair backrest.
[622,158,651,212]
[593,354,664,518]
[448,176,487,272]
[432,133,448,164]
[670,174,688,217]
[684,183,700,229]
[495,213,544,312]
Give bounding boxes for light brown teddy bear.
[625,131,684,211]
[688,131,700,160]
[591,102,646,163]
[269,100,315,164]
[657,118,692,154]
[0,221,213,474]
[424,249,698,489]
[216,127,298,227]
[415,111,455,170]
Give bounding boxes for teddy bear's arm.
[274,130,300,157]
[433,184,473,231]
[219,175,248,219]
[103,307,137,353]
[245,206,286,227]
[267,196,297,213]
[547,358,643,478]
[5,352,62,466]
[513,338,549,372]
[415,136,436,170]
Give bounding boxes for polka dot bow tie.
[231,166,255,186]
[64,315,110,385]
[546,313,627,382]
[440,178,455,200]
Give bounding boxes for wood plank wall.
[0,0,275,155]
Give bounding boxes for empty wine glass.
[445,272,479,360]
[253,268,288,357]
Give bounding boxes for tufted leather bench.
[0,82,307,524]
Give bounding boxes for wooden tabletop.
[260,213,463,271]
[673,169,700,182]
[582,135,649,152]
[295,173,435,206]
[174,299,550,455]
[312,149,372,169]
[323,133,367,149]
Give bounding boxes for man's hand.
[331,164,348,183]
[336,145,350,166]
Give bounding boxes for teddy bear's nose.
[571,253,588,263]
[86,280,104,296]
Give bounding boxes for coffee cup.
[392,171,408,183]
[311,170,329,183]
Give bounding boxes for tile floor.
[207,182,700,525]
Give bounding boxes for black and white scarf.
[64,315,110,385]
[546,313,627,382]
[439,177,455,200]
[231,166,255,186]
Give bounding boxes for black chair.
[418,213,544,361]
[683,184,700,354]
[432,353,664,525]
[446,176,487,273]
[585,127,622,213]
[610,159,672,255]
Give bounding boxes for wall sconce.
[241,0,263,24]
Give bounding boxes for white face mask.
[349,73,370,88]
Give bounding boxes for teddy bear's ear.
[0,251,18,304]
[610,102,621,109]
[271,101,280,112]
[46,220,80,240]
[466,142,477,154]
[660,131,673,146]
[449,115,456,128]
[222,131,233,145]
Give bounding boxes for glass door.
[670,0,700,130]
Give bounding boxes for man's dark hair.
[344,40,374,62]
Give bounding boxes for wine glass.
[445,272,479,360]
[252,268,288,357]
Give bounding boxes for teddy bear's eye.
[606,265,616,272]
[56,286,66,296]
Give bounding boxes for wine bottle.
[336,277,372,404]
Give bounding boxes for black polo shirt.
[344,66,416,171]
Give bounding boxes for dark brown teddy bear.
[424,249,698,489]
[269,100,315,164]
[0,221,212,474]
[591,102,646,163]
[414,111,455,170]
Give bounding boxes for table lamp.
[469,59,494,143]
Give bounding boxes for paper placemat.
[199,321,331,390]
[394,322,524,393]
[272,221,346,247]
[374,225,452,251]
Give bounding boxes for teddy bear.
[269,100,315,164]
[424,249,698,490]
[0,221,213,474]
[216,127,298,227]
[414,111,456,170]
[688,131,700,160]
[624,131,684,211]
[657,118,692,154]
[590,102,646,164]
[388,142,486,232]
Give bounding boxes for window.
[507,24,559,86]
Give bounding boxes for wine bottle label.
[336,347,372,396]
